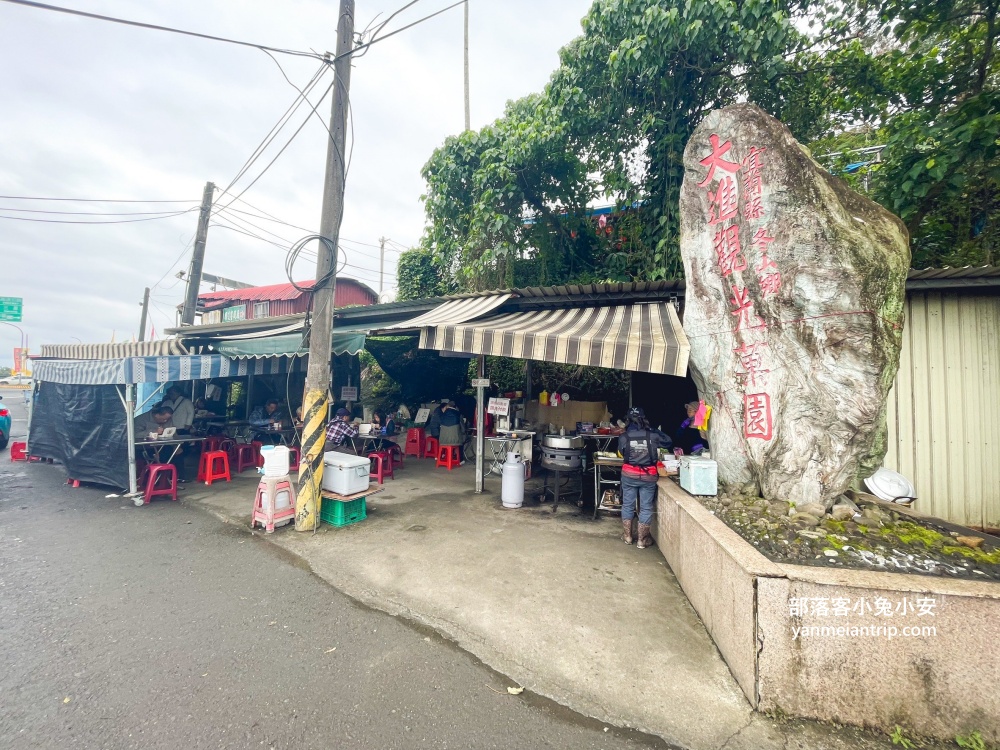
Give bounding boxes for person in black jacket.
[617,407,672,549]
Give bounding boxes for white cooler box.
[679,456,718,496]
[322,452,371,495]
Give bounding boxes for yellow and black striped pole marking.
[295,388,328,531]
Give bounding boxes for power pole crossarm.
[296,0,355,532]
[180,181,215,325]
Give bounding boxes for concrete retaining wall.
[654,479,1000,742]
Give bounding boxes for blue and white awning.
[34,354,305,386]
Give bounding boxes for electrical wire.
[215,75,338,212]
[0,0,329,60]
[286,235,338,293]
[214,61,330,205]
[227,200,410,252]
[0,208,197,224]
[0,206,198,216]
[0,195,197,203]
[343,0,465,62]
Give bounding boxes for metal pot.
[543,434,583,450]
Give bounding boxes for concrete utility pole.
[138,287,150,342]
[378,236,387,294]
[296,0,355,532]
[180,181,215,325]
[463,0,471,131]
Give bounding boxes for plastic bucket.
[260,445,290,477]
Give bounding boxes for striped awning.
[33,354,305,386]
[39,340,187,360]
[32,358,127,385]
[379,294,512,331]
[418,302,690,376]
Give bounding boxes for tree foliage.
[396,247,451,301]
[420,0,1000,285]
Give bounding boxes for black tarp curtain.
[364,336,470,405]
[29,382,128,489]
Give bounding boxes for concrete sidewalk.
[182,457,899,750]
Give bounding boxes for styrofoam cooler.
[679,456,718,496]
[260,445,290,476]
[322,452,371,495]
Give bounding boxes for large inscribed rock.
[679,104,909,506]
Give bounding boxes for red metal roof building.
[196,278,378,324]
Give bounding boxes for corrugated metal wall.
[884,292,1000,529]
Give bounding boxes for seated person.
[249,399,289,444]
[370,410,397,452]
[134,406,174,438]
[675,401,709,455]
[293,406,304,429]
[426,402,443,439]
[324,407,359,453]
[161,386,194,433]
[193,398,219,419]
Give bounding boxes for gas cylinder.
[501,452,525,509]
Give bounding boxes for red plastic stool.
[251,475,296,533]
[287,446,301,472]
[65,478,81,488]
[252,440,265,468]
[197,450,231,485]
[424,436,440,460]
[387,443,404,468]
[143,463,178,503]
[204,436,223,452]
[404,428,425,459]
[235,443,258,473]
[10,441,28,462]
[436,445,461,471]
[368,451,394,484]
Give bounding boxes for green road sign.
[0,297,22,322]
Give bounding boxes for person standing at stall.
[439,400,465,465]
[618,407,671,549]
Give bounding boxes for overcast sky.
[0,0,593,367]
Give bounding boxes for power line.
[344,0,465,61]
[0,208,197,224]
[0,0,329,60]
[214,62,330,204]
[227,198,409,251]
[0,206,199,216]
[209,218,395,282]
[216,75,339,212]
[0,195,198,203]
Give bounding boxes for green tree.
[396,248,450,301]
[421,0,810,287]
[808,0,1000,266]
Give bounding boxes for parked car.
[0,378,31,386]
[0,395,10,449]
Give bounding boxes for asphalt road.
[0,389,670,750]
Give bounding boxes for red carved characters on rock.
[708,176,739,224]
[713,224,746,276]
[729,284,762,332]
[698,134,741,187]
[744,393,773,440]
[734,341,770,387]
